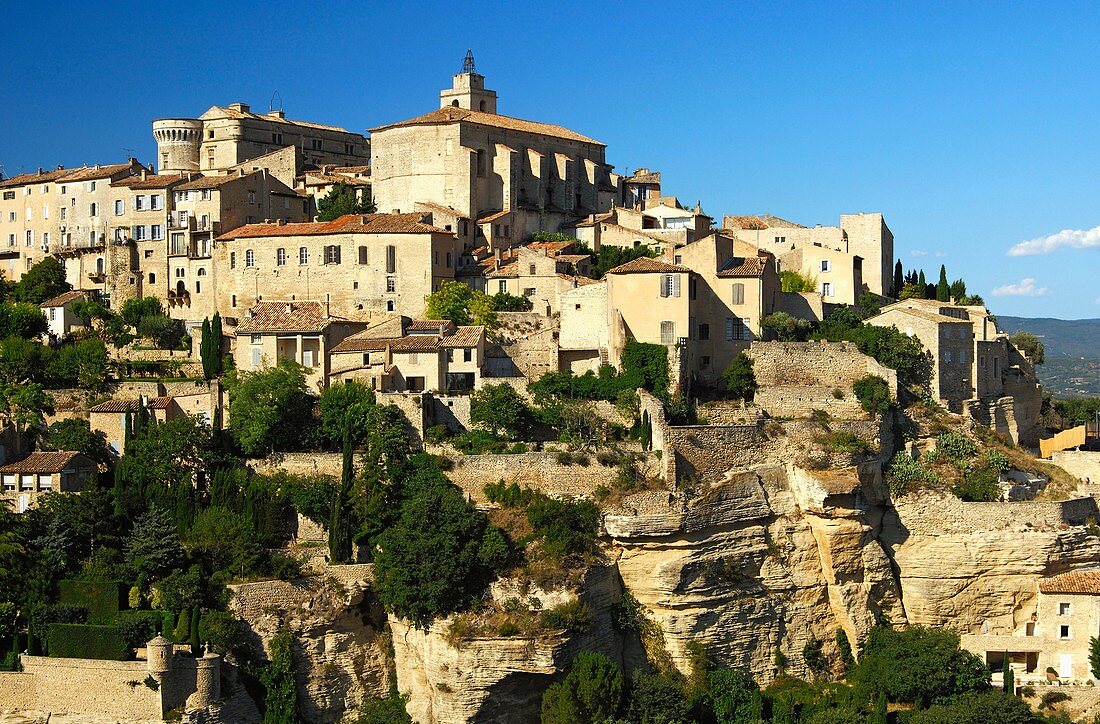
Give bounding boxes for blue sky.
[2,1,1098,319]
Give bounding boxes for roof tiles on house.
[0,451,83,474]
[112,174,186,190]
[57,162,142,183]
[605,257,691,275]
[40,290,92,308]
[717,256,769,277]
[1039,570,1100,595]
[89,399,142,413]
[235,301,336,334]
[370,106,603,145]
[0,168,71,188]
[217,213,448,240]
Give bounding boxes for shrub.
[200,610,245,656]
[985,449,1011,474]
[885,452,937,496]
[470,384,533,440]
[527,496,599,559]
[852,374,892,415]
[541,650,623,724]
[818,430,874,455]
[722,352,757,401]
[936,432,977,461]
[58,580,120,623]
[835,629,855,671]
[424,424,449,445]
[356,693,412,723]
[483,480,536,508]
[802,638,827,672]
[540,600,592,632]
[1039,690,1071,709]
[47,624,130,660]
[116,610,162,648]
[497,620,519,637]
[952,465,1002,502]
[556,451,575,466]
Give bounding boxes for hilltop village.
[0,54,1098,723]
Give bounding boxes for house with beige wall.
[1,452,96,513]
[370,54,619,242]
[604,257,694,367]
[40,290,93,340]
[470,242,593,315]
[232,300,366,391]
[329,317,486,393]
[214,213,456,320]
[777,244,862,307]
[568,198,712,253]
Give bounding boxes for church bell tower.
[440,50,498,114]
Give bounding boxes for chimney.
[267,109,285,119]
[229,102,251,114]
[237,169,244,177]
[276,218,287,226]
[141,169,148,181]
[285,302,293,314]
[37,167,42,175]
[95,163,101,170]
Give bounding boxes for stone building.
[153,102,368,174]
[725,211,894,298]
[370,53,619,244]
[232,300,367,391]
[568,197,713,253]
[776,244,863,307]
[329,317,486,393]
[1,451,96,512]
[296,165,372,211]
[467,241,594,315]
[40,289,94,339]
[214,213,456,319]
[962,569,1100,683]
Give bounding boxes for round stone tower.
[146,634,174,680]
[152,118,203,173]
[193,649,222,707]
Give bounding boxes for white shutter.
[672,275,681,297]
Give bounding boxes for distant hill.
[997,316,1100,397]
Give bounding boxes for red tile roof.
[605,257,691,275]
[146,396,175,410]
[90,399,142,413]
[176,173,258,191]
[112,174,186,190]
[370,106,603,146]
[0,451,85,474]
[207,105,353,133]
[1040,570,1100,595]
[331,323,483,354]
[235,301,338,334]
[717,255,770,277]
[57,162,143,183]
[0,168,71,188]
[217,213,448,240]
[40,289,92,308]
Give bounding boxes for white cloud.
[1008,225,1100,256]
[910,250,928,257]
[934,250,946,257]
[991,278,1049,297]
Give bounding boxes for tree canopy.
[316,182,376,221]
[226,361,317,456]
[12,258,70,305]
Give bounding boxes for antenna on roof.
[463,50,476,74]
[269,91,283,113]
[122,148,135,160]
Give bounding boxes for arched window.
[245,249,255,267]
[148,272,156,284]
[176,280,186,295]
[479,100,486,111]
[197,268,207,276]
[451,100,459,107]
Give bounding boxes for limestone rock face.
[229,566,391,724]
[882,493,1100,633]
[609,464,905,684]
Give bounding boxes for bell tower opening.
[440,50,498,114]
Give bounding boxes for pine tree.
[125,504,185,582]
[936,264,950,302]
[893,260,903,299]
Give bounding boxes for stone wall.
[250,453,343,478]
[377,391,428,444]
[1050,451,1100,483]
[747,341,898,419]
[489,312,558,380]
[442,452,624,501]
[891,493,1099,536]
[1,656,161,720]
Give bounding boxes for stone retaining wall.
[0,655,161,720]
[893,492,1098,534]
[444,452,622,501]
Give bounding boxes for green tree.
[119,297,163,328]
[0,336,51,383]
[1002,652,1013,692]
[259,627,299,724]
[0,380,54,437]
[373,471,497,628]
[315,182,375,221]
[628,671,691,724]
[470,383,533,439]
[1090,636,1100,680]
[908,690,1044,724]
[199,317,215,380]
[541,651,624,724]
[328,430,356,564]
[137,314,184,349]
[356,694,412,724]
[1010,332,1045,365]
[779,269,817,293]
[184,507,262,577]
[852,375,892,416]
[936,264,950,302]
[424,280,499,328]
[47,338,109,390]
[199,610,245,656]
[0,302,49,339]
[125,505,185,583]
[318,379,379,448]
[227,361,317,456]
[917,269,927,294]
[44,418,112,466]
[893,260,904,298]
[762,312,814,342]
[12,257,70,304]
[850,626,990,708]
[722,352,757,401]
[708,668,763,724]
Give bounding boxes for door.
[1060,654,1073,678]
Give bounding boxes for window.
[86,181,96,192]
[311,139,323,150]
[821,282,833,297]
[959,349,968,363]
[385,245,396,273]
[42,232,49,247]
[446,252,452,268]
[1060,625,1071,640]
[726,317,750,341]
[200,189,211,201]
[1,191,12,200]
[89,202,98,217]
[42,205,48,219]
[660,321,675,345]
[731,283,745,305]
[774,235,786,244]
[6,234,13,247]
[195,281,201,293]
[660,274,681,298]
[700,355,710,369]
[386,300,394,312]
[114,199,124,215]
[245,249,255,267]
[232,294,237,307]
[175,267,185,278]
[463,348,472,362]
[148,272,156,284]
[24,207,31,221]
[529,263,537,275]
[271,132,283,144]
[151,225,163,240]
[247,191,256,204]
[979,356,986,368]
[299,247,309,265]
[386,277,396,293]
[230,251,236,269]
[251,348,262,366]
[524,288,536,297]
[277,248,287,266]
[246,215,255,224]
[1059,602,1071,616]
[134,225,147,241]
[446,349,454,363]
[820,260,831,272]
[25,230,32,246]
[355,246,368,265]
[207,149,215,168]
[197,268,206,276]
[144,250,154,259]
[504,225,510,238]
[498,280,508,294]
[150,194,161,210]
[699,323,710,340]
[60,207,66,220]
[324,245,341,264]
[7,212,14,222]
[944,350,953,363]
[135,195,145,210]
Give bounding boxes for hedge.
[116,610,162,648]
[58,581,121,623]
[46,623,130,660]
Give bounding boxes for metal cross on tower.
[463,50,476,74]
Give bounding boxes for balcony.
[87,270,106,283]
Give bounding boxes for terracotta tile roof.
[370,106,603,146]
[626,170,661,185]
[146,396,175,410]
[0,451,83,474]
[477,210,511,223]
[176,173,258,191]
[301,172,371,187]
[330,337,389,354]
[1040,570,1100,595]
[334,165,370,174]
[441,326,484,348]
[408,319,455,333]
[527,240,577,255]
[724,215,770,230]
[235,301,336,334]
[208,105,354,133]
[486,262,518,278]
[90,399,142,413]
[560,274,601,286]
[871,307,970,326]
[569,211,614,228]
[413,201,469,219]
[40,289,91,308]
[218,213,448,240]
[556,254,590,264]
[57,162,143,183]
[387,336,443,352]
[605,257,691,275]
[112,174,186,190]
[331,322,483,353]
[717,255,769,277]
[0,168,71,189]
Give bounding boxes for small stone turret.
[193,649,222,707]
[145,634,174,675]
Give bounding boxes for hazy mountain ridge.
[997,316,1100,397]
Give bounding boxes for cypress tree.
[328,430,355,563]
[199,317,214,380]
[1002,652,1013,692]
[917,270,927,296]
[189,607,201,655]
[893,260,903,299]
[211,313,223,375]
[173,609,189,642]
[936,264,950,302]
